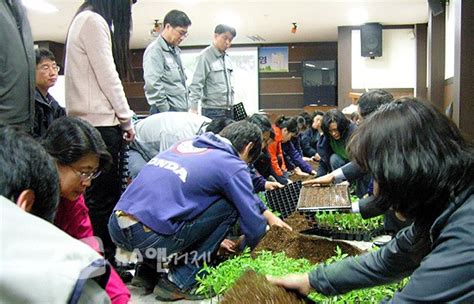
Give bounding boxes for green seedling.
[315,211,383,231]
[196,246,408,302]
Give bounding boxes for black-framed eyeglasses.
[69,166,101,181]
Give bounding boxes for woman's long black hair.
[75,0,133,80]
[321,109,351,140]
[348,97,474,229]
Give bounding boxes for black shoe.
[153,276,210,302]
[115,266,134,283]
[131,262,162,292]
[109,258,134,283]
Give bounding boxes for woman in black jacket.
[301,111,324,159]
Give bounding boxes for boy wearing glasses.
[33,48,65,137]
[143,10,192,114]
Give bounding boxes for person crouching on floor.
[108,120,291,301]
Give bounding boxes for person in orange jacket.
[267,116,298,184]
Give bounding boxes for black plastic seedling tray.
[264,181,302,219]
[301,226,385,242]
[232,102,248,121]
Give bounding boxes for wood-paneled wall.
[124,49,147,114]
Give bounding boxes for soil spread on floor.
[284,212,311,232]
[253,226,361,264]
[220,270,312,304]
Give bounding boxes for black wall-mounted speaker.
[361,23,382,58]
[428,0,445,16]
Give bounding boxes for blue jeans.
[329,153,348,171]
[202,108,233,120]
[108,198,238,289]
[128,149,148,179]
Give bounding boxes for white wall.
[351,29,416,89]
[48,75,66,107]
[444,0,455,79]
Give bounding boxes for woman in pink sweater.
[65,0,136,261]
[42,117,131,304]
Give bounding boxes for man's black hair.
[35,48,56,65]
[215,24,236,37]
[206,118,234,134]
[163,9,192,28]
[220,121,262,163]
[0,125,59,222]
[358,89,393,118]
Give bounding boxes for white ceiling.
[25,0,429,49]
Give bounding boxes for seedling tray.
[301,226,385,242]
[232,102,248,121]
[264,181,302,219]
[297,184,352,211]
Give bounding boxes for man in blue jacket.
[108,120,290,301]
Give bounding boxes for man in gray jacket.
[143,10,191,114]
[128,112,210,178]
[189,24,236,120]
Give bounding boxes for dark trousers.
[85,126,123,260]
[150,104,187,114]
[202,108,233,120]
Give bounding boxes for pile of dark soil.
[254,226,360,264]
[220,270,312,304]
[284,212,311,232]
